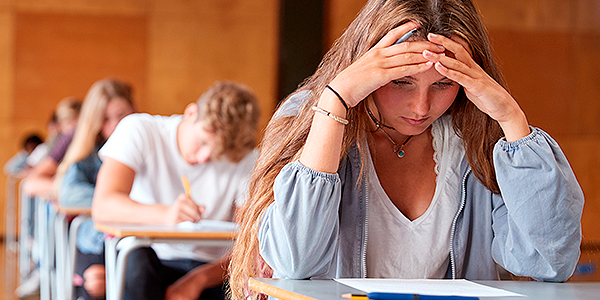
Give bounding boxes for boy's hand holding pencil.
[164,175,205,224]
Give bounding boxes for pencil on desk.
[181,175,191,198]
[342,293,369,299]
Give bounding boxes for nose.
[195,150,211,164]
[408,88,431,117]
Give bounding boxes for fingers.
[423,50,476,91]
[388,61,435,81]
[170,194,203,223]
[387,40,445,57]
[375,22,419,48]
[427,33,473,64]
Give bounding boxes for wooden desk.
[249,278,600,300]
[96,222,236,300]
[53,205,91,300]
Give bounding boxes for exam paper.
[334,279,525,298]
[177,220,238,232]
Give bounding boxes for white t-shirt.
[99,113,258,261]
[366,115,464,278]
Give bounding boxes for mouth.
[402,117,428,125]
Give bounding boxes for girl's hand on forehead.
[328,22,442,107]
[423,33,530,141]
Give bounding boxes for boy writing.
[92,80,260,300]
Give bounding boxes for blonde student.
[92,80,260,300]
[24,97,81,196]
[229,0,584,299]
[56,78,135,300]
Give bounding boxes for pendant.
[397,149,405,158]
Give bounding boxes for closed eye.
[392,79,411,86]
[433,81,455,89]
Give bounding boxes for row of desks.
[34,196,236,300]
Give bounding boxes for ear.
[183,103,199,122]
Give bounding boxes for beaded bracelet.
[312,106,349,125]
[325,85,349,111]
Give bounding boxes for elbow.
[91,193,109,223]
[258,235,336,279]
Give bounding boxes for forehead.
[191,121,216,139]
[106,97,131,110]
[401,67,448,83]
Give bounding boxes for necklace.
[366,106,413,158]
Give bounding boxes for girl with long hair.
[56,78,135,299]
[229,0,584,299]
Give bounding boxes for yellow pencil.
[341,293,369,299]
[181,175,191,198]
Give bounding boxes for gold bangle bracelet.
[311,106,349,125]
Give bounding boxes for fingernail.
[426,61,433,66]
[435,62,446,69]
[428,33,437,39]
[423,50,436,57]
[437,44,445,50]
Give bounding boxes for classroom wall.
[0,0,279,235]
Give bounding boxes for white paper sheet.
[177,220,238,232]
[334,279,525,297]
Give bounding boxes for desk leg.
[19,188,32,281]
[48,204,57,300]
[55,213,70,300]
[114,238,152,300]
[67,215,89,300]
[105,236,121,300]
[38,199,50,300]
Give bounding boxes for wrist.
[498,109,530,142]
[318,90,348,119]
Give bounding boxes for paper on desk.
[334,279,525,297]
[177,220,238,232]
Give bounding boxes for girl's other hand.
[328,22,444,107]
[423,33,530,141]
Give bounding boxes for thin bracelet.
[312,106,349,125]
[325,85,349,111]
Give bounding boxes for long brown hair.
[229,1,504,298]
[55,79,134,192]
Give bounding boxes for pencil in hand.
[181,175,191,198]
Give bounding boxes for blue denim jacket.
[60,145,105,254]
[258,126,584,282]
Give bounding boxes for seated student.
[56,78,135,300]
[25,113,62,170]
[4,133,43,176]
[15,97,81,299]
[92,80,261,300]
[23,97,81,196]
[228,0,585,299]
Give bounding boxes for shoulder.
[274,90,311,119]
[238,149,259,166]
[115,113,181,137]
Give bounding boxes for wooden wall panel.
[324,0,366,48]
[152,0,277,19]
[476,0,574,32]
[489,30,575,136]
[148,0,279,129]
[15,0,147,15]
[572,33,600,135]
[14,12,148,128]
[0,11,15,236]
